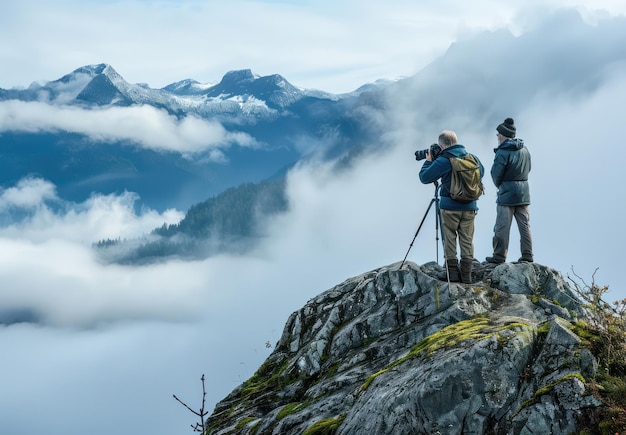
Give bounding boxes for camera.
[415,143,442,161]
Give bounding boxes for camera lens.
[415,149,427,161]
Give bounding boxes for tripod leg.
[435,198,444,264]
[400,198,436,269]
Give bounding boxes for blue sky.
[1,2,626,435]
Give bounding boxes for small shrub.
[597,405,626,434]
[568,269,626,434]
[568,269,626,377]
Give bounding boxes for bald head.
[438,130,458,149]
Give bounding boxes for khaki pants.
[492,205,533,261]
[441,209,477,261]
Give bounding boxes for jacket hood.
[495,138,524,152]
[441,144,467,158]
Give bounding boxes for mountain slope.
[205,261,620,434]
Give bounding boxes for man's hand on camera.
[426,151,432,162]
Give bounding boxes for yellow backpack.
[448,154,484,203]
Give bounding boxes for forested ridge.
[95,177,288,263]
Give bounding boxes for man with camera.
[486,117,533,264]
[418,130,484,283]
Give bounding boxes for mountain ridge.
[1,62,352,116]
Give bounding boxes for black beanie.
[497,117,516,138]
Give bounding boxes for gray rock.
[206,262,601,434]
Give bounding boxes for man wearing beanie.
[486,117,534,264]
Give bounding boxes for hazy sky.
[0,0,624,93]
[1,2,626,435]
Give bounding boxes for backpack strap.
[440,151,474,164]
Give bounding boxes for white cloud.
[0,184,183,243]
[0,185,191,326]
[0,177,58,209]
[0,177,309,434]
[0,101,256,156]
[517,66,626,286]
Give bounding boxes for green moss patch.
[276,402,308,421]
[235,416,258,430]
[240,357,290,399]
[516,373,586,414]
[361,317,531,391]
[302,414,347,435]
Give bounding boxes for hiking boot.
[517,256,533,263]
[460,258,473,284]
[438,259,460,282]
[485,256,505,264]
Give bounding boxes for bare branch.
[173,394,202,417]
[174,374,209,433]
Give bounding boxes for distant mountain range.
[0,62,391,264]
[2,63,344,117]
[0,63,386,212]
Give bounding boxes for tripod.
[400,182,444,269]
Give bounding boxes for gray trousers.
[492,205,533,261]
[441,209,476,261]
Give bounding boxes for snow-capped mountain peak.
[162,79,216,96]
[0,64,352,120]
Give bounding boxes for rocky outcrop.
[205,262,602,434]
